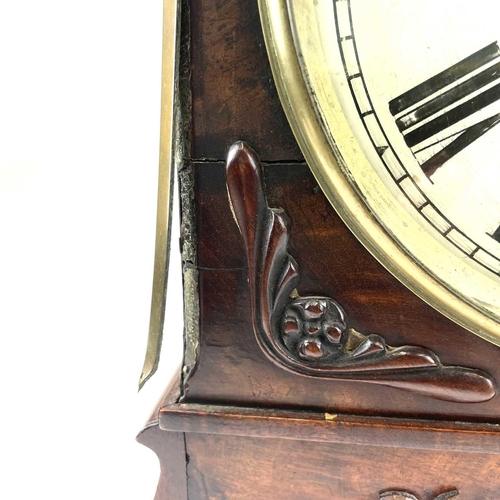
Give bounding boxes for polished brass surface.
[139,0,180,390]
[258,0,500,344]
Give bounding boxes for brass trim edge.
[139,0,181,390]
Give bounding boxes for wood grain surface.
[185,433,499,499]
[189,0,302,161]
[159,402,500,455]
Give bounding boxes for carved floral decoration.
[226,141,496,403]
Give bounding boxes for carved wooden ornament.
[226,141,496,403]
[380,490,459,500]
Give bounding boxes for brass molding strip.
[139,0,180,390]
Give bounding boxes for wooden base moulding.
[137,379,500,500]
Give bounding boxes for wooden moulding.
[136,372,188,500]
[155,373,500,457]
[158,397,500,456]
[136,423,188,500]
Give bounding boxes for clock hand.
[420,112,500,177]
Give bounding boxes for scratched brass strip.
[139,0,180,390]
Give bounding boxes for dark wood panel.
[185,433,500,499]
[189,0,303,161]
[183,162,500,420]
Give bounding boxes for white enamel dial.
[338,0,500,271]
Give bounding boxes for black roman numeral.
[389,42,500,177]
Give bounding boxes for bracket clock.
[137,0,500,498]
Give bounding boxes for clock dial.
[330,0,500,273]
[259,0,500,343]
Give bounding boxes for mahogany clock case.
[138,0,500,498]
[181,0,500,422]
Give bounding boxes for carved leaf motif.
[226,141,496,403]
[380,490,459,500]
[380,493,419,500]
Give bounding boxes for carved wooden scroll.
[226,141,496,403]
[380,490,459,500]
